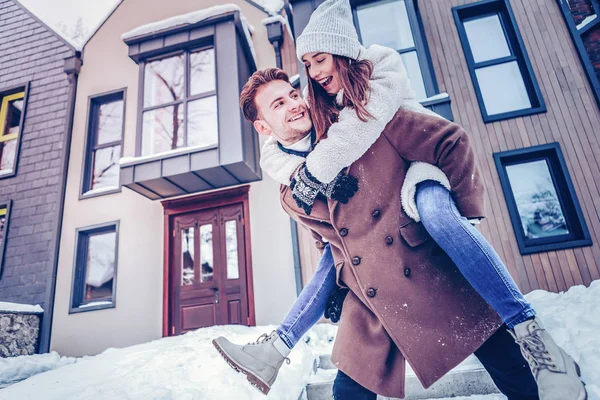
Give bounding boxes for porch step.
[307,355,500,400]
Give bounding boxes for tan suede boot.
[511,318,587,400]
[213,331,291,395]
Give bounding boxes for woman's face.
[302,52,341,95]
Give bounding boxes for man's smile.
[288,111,307,122]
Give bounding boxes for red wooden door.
[171,204,248,335]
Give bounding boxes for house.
[49,0,300,356]
[39,0,600,358]
[0,0,81,354]
[285,0,600,294]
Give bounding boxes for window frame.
[350,0,440,99]
[453,0,546,123]
[69,221,120,314]
[0,83,30,180]
[494,143,592,255]
[555,0,600,109]
[0,199,13,279]
[80,89,127,200]
[136,44,218,158]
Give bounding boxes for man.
[215,69,576,399]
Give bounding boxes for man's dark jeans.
[332,325,539,400]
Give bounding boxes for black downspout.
[265,20,304,295]
[39,53,81,353]
[282,0,296,41]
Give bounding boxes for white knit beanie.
[296,0,362,61]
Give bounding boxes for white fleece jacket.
[260,44,451,221]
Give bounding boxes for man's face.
[252,80,313,146]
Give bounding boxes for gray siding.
[0,0,74,329]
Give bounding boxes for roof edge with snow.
[80,0,125,53]
[120,5,257,70]
[122,4,242,41]
[14,0,79,52]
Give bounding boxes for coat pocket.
[399,221,431,247]
[335,260,349,289]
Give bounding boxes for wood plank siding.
[420,0,600,292]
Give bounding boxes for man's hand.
[291,164,359,215]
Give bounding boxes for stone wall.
[0,311,41,357]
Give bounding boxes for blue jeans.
[333,324,539,400]
[416,181,535,328]
[277,243,337,349]
[277,181,536,349]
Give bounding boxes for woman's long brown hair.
[306,55,374,141]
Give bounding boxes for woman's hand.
[290,164,359,215]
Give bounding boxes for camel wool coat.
[280,108,502,398]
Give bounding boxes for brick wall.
[583,26,600,81]
[567,0,600,83]
[568,0,594,25]
[0,0,73,323]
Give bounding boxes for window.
[0,200,12,279]
[140,47,218,157]
[352,0,438,100]
[453,0,545,122]
[556,0,600,108]
[0,88,26,178]
[82,90,125,197]
[494,143,592,255]
[70,222,119,313]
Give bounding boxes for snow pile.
[1,282,599,399]
[0,325,317,400]
[302,322,337,356]
[433,281,600,400]
[0,302,43,314]
[0,352,79,389]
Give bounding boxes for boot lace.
[247,332,291,364]
[515,331,557,376]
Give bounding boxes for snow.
[0,325,317,400]
[2,282,599,399]
[0,352,79,389]
[120,5,257,63]
[262,14,294,39]
[422,92,450,103]
[0,302,43,314]
[250,0,284,14]
[431,280,600,400]
[119,143,217,166]
[577,14,597,30]
[77,301,113,309]
[82,186,119,197]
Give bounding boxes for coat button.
[339,228,348,237]
[404,267,411,277]
[352,256,361,266]
[385,236,394,245]
[366,288,377,298]
[372,210,381,218]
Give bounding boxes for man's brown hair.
[240,68,290,123]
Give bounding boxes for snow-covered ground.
[0,352,79,389]
[1,281,599,400]
[0,325,317,400]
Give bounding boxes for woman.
[213,0,585,398]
